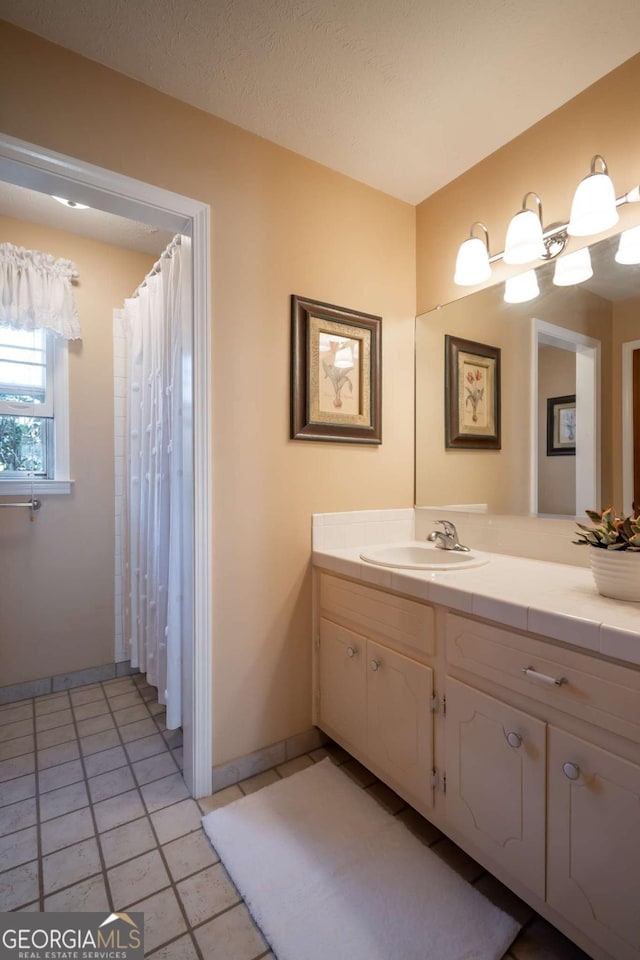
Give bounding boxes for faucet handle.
[436,519,458,538]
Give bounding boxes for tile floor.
[0,677,590,960]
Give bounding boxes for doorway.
[0,134,212,797]
[622,338,640,515]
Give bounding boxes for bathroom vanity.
[312,518,640,960]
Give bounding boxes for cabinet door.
[366,638,434,807]
[318,618,367,756]
[445,678,546,897]
[548,727,640,960]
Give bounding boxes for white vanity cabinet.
[315,573,435,809]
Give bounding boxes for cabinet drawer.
[446,613,640,742]
[320,573,434,659]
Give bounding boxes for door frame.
[0,133,213,797]
[622,338,640,515]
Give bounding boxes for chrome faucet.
[427,520,470,552]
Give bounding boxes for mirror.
[416,223,640,517]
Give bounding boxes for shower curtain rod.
[131,234,182,299]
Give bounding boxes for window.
[0,328,70,493]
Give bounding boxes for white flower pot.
[590,548,640,602]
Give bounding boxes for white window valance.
[0,241,81,340]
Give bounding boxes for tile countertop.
[312,545,640,668]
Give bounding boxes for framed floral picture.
[444,335,501,449]
[290,295,382,444]
[547,394,576,456]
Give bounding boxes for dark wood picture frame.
[546,394,576,456]
[445,335,501,450]
[291,295,382,444]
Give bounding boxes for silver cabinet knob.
[506,731,522,749]
[370,659,381,672]
[346,646,357,658]
[563,762,581,781]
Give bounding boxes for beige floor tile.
[0,825,38,870]
[239,769,281,795]
[366,780,407,814]
[0,797,37,837]
[108,848,170,910]
[88,765,136,803]
[341,758,378,788]
[41,806,95,855]
[39,780,89,821]
[510,918,592,960]
[0,860,39,911]
[135,684,157,702]
[119,718,158,743]
[431,838,485,883]
[38,758,84,793]
[197,785,243,815]
[113,704,149,726]
[70,684,105,706]
[38,740,80,770]
[43,837,101,894]
[0,735,34,760]
[44,873,110,912]
[163,729,183,749]
[151,799,201,844]
[110,691,145,712]
[76,713,115,738]
[72,699,110,721]
[36,723,76,750]
[35,694,70,716]
[141,773,189,813]
[0,703,33,725]
[163,829,219,882]
[276,755,314,778]
[396,807,443,846]
[172,747,184,770]
[132,751,178,786]
[84,745,128,778]
[125,734,168,763]
[35,708,74,731]
[0,753,35,782]
[153,712,167,731]
[104,679,137,698]
[80,729,121,756]
[0,718,33,742]
[147,700,165,715]
[99,816,157,869]
[475,874,535,928]
[130,888,187,954]
[177,862,240,926]
[195,902,267,960]
[147,934,199,960]
[94,789,146,833]
[0,772,35,807]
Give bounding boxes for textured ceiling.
[2,1,640,203]
[0,181,173,256]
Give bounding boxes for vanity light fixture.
[503,193,545,264]
[453,155,640,290]
[552,247,593,286]
[453,222,492,286]
[615,224,640,265]
[52,196,90,209]
[504,269,539,304]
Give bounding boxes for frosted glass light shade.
[454,237,491,286]
[503,209,545,264]
[553,247,593,286]
[504,270,539,304]
[568,172,618,237]
[615,225,640,265]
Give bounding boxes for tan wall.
[0,215,154,685]
[0,23,416,763]
[612,296,640,509]
[537,346,576,516]
[415,283,612,513]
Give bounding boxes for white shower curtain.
[121,236,190,730]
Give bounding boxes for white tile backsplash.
[312,509,414,551]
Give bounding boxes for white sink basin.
[360,542,489,571]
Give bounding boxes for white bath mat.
[201,759,520,960]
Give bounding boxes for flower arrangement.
[574,507,640,551]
